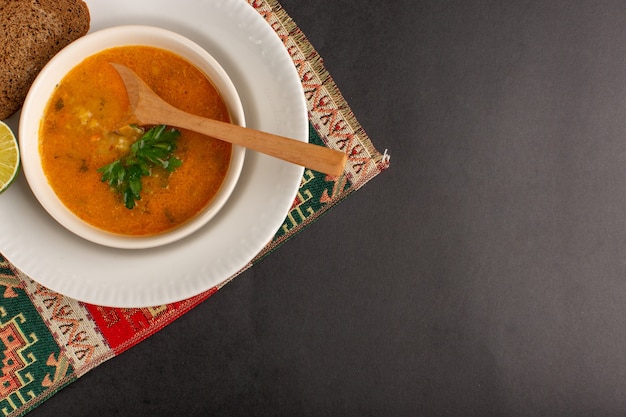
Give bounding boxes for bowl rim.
[19,25,246,249]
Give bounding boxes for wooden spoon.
[111,63,347,176]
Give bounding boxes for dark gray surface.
[28,1,626,416]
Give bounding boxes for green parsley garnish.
[97,125,182,209]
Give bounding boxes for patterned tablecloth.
[0,1,389,415]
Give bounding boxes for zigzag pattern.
[33,285,100,365]
[247,0,378,189]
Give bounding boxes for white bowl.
[19,25,246,249]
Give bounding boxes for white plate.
[0,0,307,307]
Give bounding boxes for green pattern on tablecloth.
[0,257,75,416]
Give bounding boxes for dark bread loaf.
[0,0,90,120]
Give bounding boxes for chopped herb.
[97,125,182,209]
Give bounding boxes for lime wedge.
[0,121,20,194]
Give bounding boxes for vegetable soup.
[39,46,232,236]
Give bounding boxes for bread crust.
[0,0,90,120]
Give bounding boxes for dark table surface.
[29,1,626,416]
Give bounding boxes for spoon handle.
[149,104,347,176]
[112,63,347,176]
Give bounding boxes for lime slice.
[0,121,20,194]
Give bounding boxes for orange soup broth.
[40,46,232,236]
